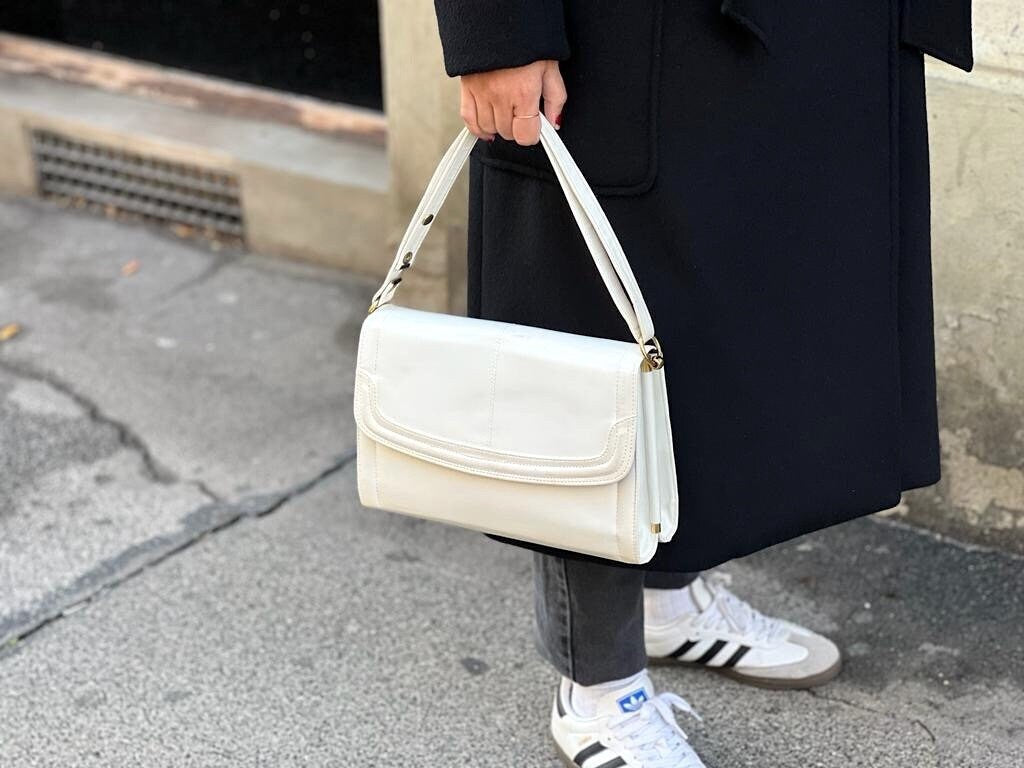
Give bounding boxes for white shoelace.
[694,573,789,645]
[605,692,704,768]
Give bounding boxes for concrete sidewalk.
[1,199,1022,767]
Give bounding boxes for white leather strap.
[369,115,657,348]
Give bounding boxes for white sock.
[569,670,648,718]
[643,583,700,624]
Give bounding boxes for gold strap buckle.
[367,285,389,314]
[641,336,665,372]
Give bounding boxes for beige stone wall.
[0,109,35,196]
[971,0,1024,73]
[896,6,1024,551]
[0,33,390,274]
[379,1,467,314]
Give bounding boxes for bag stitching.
[355,408,637,482]
[354,390,637,485]
[486,332,508,448]
[356,431,630,485]
[373,431,381,506]
[355,369,637,469]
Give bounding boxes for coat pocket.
[473,0,664,196]
[900,0,974,72]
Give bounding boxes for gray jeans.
[533,552,699,685]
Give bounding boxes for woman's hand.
[459,60,566,146]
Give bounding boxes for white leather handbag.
[353,115,677,564]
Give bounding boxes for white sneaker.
[644,574,841,689]
[550,670,706,768]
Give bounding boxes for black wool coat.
[432,0,973,572]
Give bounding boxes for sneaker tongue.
[595,672,657,717]
[689,577,715,612]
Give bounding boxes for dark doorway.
[0,1,383,110]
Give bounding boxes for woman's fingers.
[541,62,567,130]
[459,60,562,147]
[476,97,498,137]
[511,113,541,146]
[459,85,493,141]
[493,101,516,141]
[511,72,544,145]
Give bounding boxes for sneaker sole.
[552,736,580,768]
[648,653,843,690]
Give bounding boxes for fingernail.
[555,113,563,128]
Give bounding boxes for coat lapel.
[900,0,974,72]
[719,0,973,73]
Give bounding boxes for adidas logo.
[616,689,649,713]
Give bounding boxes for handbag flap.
[353,305,642,485]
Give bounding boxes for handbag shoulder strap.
[368,115,664,370]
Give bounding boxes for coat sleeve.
[433,0,570,77]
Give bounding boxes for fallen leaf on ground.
[170,223,195,239]
[121,259,140,276]
[0,323,22,342]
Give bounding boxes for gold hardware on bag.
[651,523,662,534]
[641,336,665,372]
[368,289,386,314]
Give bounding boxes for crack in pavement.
[0,356,180,485]
[0,336,354,655]
[152,249,240,306]
[192,478,223,504]
[0,449,357,656]
[804,688,940,766]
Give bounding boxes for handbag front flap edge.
[353,305,642,486]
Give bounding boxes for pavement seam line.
[872,514,1024,561]
[0,449,357,657]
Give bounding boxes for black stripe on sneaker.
[573,742,608,765]
[694,639,728,665]
[556,688,567,717]
[593,758,627,768]
[722,644,751,668]
[669,639,697,659]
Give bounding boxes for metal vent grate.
[31,130,245,240]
